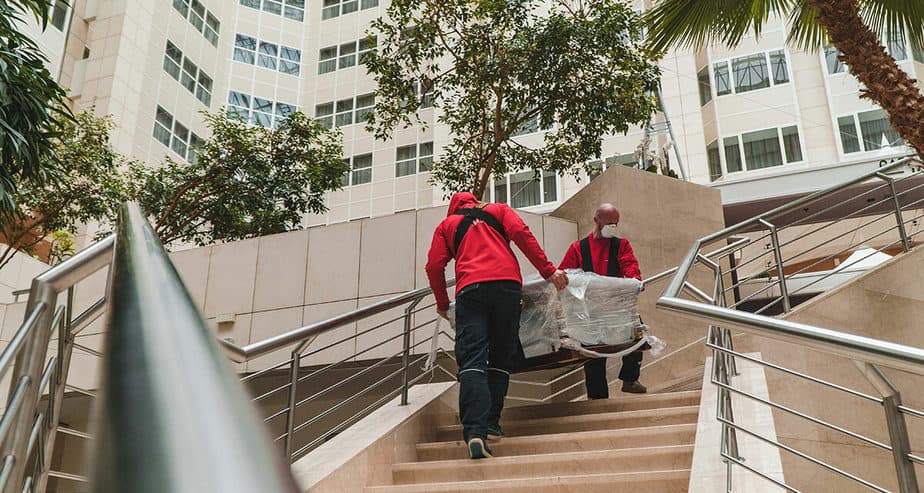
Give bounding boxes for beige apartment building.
[18,0,922,226]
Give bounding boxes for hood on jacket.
[447,192,479,216]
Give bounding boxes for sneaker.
[486,424,505,441]
[467,437,494,459]
[621,381,647,394]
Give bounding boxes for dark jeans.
[454,280,524,442]
[583,351,643,400]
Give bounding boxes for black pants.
[454,281,525,441]
[583,351,643,400]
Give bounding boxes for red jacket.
[426,192,557,311]
[558,234,642,280]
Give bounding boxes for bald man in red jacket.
[559,203,647,397]
[426,192,568,459]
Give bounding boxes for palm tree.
[644,0,924,158]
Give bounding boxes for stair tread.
[396,444,694,471]
[365,469,692,492]
[437,405,699,436]
[496,390,702,420]
[417,423,697,461]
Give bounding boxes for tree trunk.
[810,0,924,157]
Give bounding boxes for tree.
[122,111,348,246]
[365,0,661,198]
[644,0,924,157]
[0,110,128,271]
[0,0,72,212]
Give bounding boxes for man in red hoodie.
[558,203,647,397]
[426,192,568,459]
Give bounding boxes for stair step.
[393,444,693,484]
[499,390,701,421]
[436,405,700,441]
[418,423,696,461]
[365,469,691,492]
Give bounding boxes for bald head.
[593,203,620,238]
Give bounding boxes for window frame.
[720,125,805,174]
[711,49,791,98]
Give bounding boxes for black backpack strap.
[579,236,594,272]
[452,206,508,255]
[607,237,623,277]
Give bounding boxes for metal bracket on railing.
[758,219,791,313]
[400,298,425,406]
[876,172,912,253]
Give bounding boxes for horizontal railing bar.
[252,382,292,404]
[908,453,924,465]
[56,426,92,440]
[716,416,888,492]
[727,278,781,310]
[263,407,290,424]
[296,318,438,385]
[711,378,891,451]
[224,280,455,362]
[71,343,101,358]
[783,236,903,301]
[240,359,294,383]
[659,297,924,376]
[777,179,896,234]
[291,353,430,435]
[25,413,43,467]
[0,456,13,492]
[0,304,46,384]
[0,377,31,441]
[289,368,435,459]
[70,298,107,336]
[38,357,57,397]
[64,385,95,398]
[898,405,924,419]
[31,235,114,293]
[721,452,802,492]
[643,236,751,287]
[706,342,882,403]
[46,470,88,483]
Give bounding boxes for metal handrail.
[658,156,924,492]
[89,203,299,493]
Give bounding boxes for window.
[514,114,540,136]
[714,62,731,96]
[722,126,804,173]
[322,0,377,20]
[227,91,296,128]
[315,103,334,128]
[50,0,68,31]
[359,37,377,64]
[395,142,434,176]
[174,0,221,46]
[163,42,212,108]
[707,141,722,181]
[769,50,789,84]
[913,41,924,64]
[342,154,372,186]
[355,93,375,123]
[887,27,907,62]
[587,154,638,180]
[838,109,904,153]
[492,171,559,208]
[338,42,357,69]
[163,41,182,80]
[234,34,301,76]
[316,94,375,128]
[319,47,337,74]
[234,35,257,64]
[258,42,278,70]
[712,50,789,96]
[732,53,770,93]
[697,67,712,106]
[239,0,305,21]
[723,137,742,173]
[825,46,846,74]
[152,106,201,162]
[335,98,354,126]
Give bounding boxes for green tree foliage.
[0,110,127,270]
[364,0,661,197]
[123,111,348,246]
[0,0,72,211]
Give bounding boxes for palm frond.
[786,2,827,50]
[860,0,924,50]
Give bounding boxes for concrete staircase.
[365,390,701,492]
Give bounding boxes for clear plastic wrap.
[442,269,664,367]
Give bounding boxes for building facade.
[24,0,924,227]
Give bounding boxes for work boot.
[486,424,505,441]
[621,380,647,394]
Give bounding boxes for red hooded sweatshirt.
[425,192,557,311]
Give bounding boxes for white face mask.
[600,224,618,238]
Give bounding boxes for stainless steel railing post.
[400,299,424,406]
[284,351,300,459]
[877,172,912,253]
[759,219,790,313]
[855,362,919,493]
